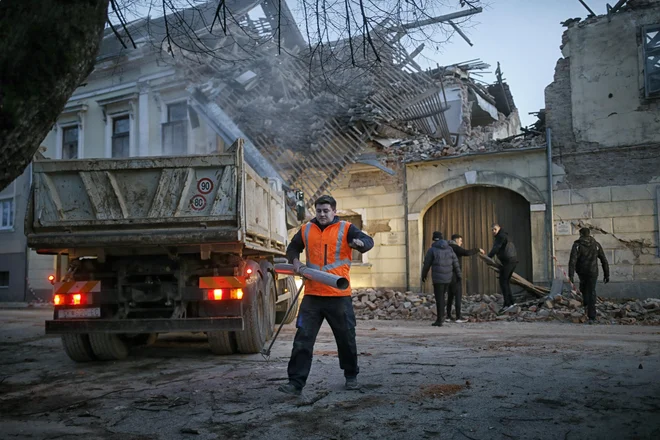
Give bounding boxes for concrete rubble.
[351,288,660,325]
[380,130,545,163]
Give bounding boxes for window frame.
[0,197,14,230]
[0,271,9,288]
[60,123,81,160]
[162,101,190,156]
[111,114,131,158]
[643,24,660,99]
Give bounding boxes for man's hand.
[293,259,303,274]
[479,248,485,255]
[349,238,364,249]
[604,276,610,284]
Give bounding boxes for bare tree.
[0,0,481,192]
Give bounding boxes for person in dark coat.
[487,223,518,308]
[447,234,484,323]
[422,232,462,326]
[568,228,610,323]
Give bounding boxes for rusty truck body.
[26,142,300,361]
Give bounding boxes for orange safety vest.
[301,220,353,296]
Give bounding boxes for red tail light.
[53,293,88,306]
[48,275,55,285]
[207,289,243,300]
[246,268,253,275]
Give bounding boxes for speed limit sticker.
[190,195,207,211]
[197,178,214,194]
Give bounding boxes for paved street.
[1,309,659,440]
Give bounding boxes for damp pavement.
[0,308,659,440]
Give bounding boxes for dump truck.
[26,141,302,362]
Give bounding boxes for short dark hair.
[580,227,591,237]
[451,234,462,240]
[315,195,337,210]
[491,223,500,228]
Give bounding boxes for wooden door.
[422,186,532,295]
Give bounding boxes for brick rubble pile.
[381,132,545,163]
[351,288,660,325]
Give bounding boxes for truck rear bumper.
[45,317,244,334]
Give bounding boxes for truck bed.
[26,145,287,255]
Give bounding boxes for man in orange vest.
[278,195,374,396]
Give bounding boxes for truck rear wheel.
[235,285,268,354]
[89,334,129,360]
[61,334,97,362]
[276,277,301,325]
[208,331,237,355]
[263,272,276,339]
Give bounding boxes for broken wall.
[329,164,407,290]
[546,4,660,298]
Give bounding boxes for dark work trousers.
[433,283,449,323]
[447,277,462,320]
[287,295,358,389]
[499,262,517,307]
[579,274,598,320]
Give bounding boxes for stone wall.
[553,185,660,299]
[406,149,553,292]
[330,163,407,290]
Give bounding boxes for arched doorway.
[422,186,532,295]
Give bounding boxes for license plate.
[58,308,101,319]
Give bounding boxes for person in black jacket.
[568,228,610,323]
[487,224,518,308]
[447,234,484,323]
[422,232,462,326]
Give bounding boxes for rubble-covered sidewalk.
[352,288,660,325]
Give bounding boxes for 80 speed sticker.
[190,195,207,211]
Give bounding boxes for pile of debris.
[351,288,660,325]
[379,129,545,163]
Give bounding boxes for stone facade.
[545,2,660,298]
[330,164,407,290]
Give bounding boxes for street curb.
[0,302,53,309]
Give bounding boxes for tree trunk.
[0,0,109,191]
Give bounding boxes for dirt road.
[1,309,658,439]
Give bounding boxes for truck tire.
[89,334,129,360]
[61,334,97,362]
[235,285,268,354]
[263,272,276,339]
[276,277,301,325]
[208,331,236,355]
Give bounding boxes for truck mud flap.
[45,317,244,334]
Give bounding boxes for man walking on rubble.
[422,231,462,327]
[447,234,484,323]
[279,195,374,396]
[568,228,610,324]
[486,223,518,309]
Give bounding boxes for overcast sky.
[411,0,598,126]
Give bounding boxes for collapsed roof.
[99,1,529,205]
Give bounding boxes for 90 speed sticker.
[190,195,207,211]
[197,178,214,194]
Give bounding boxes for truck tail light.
[53,293,89,306]
[48,275,55,285]
[207,289,243,300]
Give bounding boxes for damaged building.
[0,0,658,302]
